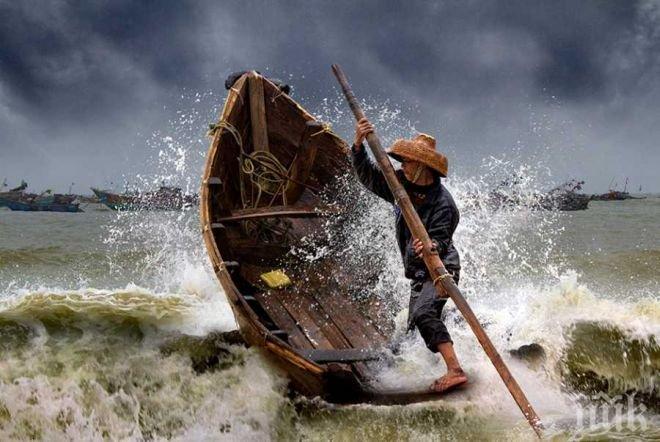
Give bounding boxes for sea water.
[1,196,657,441]
[0,95,657,440]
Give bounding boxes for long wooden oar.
[332,64,543,438]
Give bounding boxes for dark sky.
[1,0,659,193]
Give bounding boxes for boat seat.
[222,261,240,272]
[215,205,337,223]
[298,348,384,363]
[206,177,222,185]
[271,329,289,339]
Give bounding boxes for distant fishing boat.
[0,191,82,212]
[0,180,28,208]
[3,199,83,213]
[476,178,590,211]
[592,177,646,201]
[91,186,197,211]
[591,190,645,201]
[540,180,591,211]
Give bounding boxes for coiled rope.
[241,150,290,207]
[208,119,293,242]
[209,120,291,208]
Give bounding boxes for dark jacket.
[351,144,461,280]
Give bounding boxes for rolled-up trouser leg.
[407,272,459,352]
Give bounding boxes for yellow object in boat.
[260,270,292,289]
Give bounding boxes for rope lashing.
[310,122,332,138]
[433,273,453,286]
[270,87,286,103]
[207,120,243,148]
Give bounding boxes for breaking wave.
[0,288,279,440]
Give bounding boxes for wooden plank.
[217,205,328,222]
[227,239,290,264]
[277,288,367,379]
[290,263,380,380]
[263,339,325,376]
[280,288,355,351]
[368,383,471,404]
[248,73,269,152]
[238,263,317,350]
[243,264,376,378]
[286,121,323,203]
[300,286,377,381]
[301,260,386,349]
[310,291,382,349]
[233,261,373,381]
[252,291,313,349]
[277,289,337,350]
[358,294,396,337]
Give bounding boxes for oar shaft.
[331,64,543,438]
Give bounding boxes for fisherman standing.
[351,118,468,393]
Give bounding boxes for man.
[351,118,468,393]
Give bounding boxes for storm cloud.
[1,0,659,193]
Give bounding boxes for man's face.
[401,159,424,181]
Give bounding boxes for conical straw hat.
[387,133,448,177]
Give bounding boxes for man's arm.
[351,143,394,203]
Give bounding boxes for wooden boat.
[201,72,439,404]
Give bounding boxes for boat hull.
[200,72,407,403]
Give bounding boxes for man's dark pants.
[407,271,460,352]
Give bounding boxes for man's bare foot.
[429,369,468,393]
